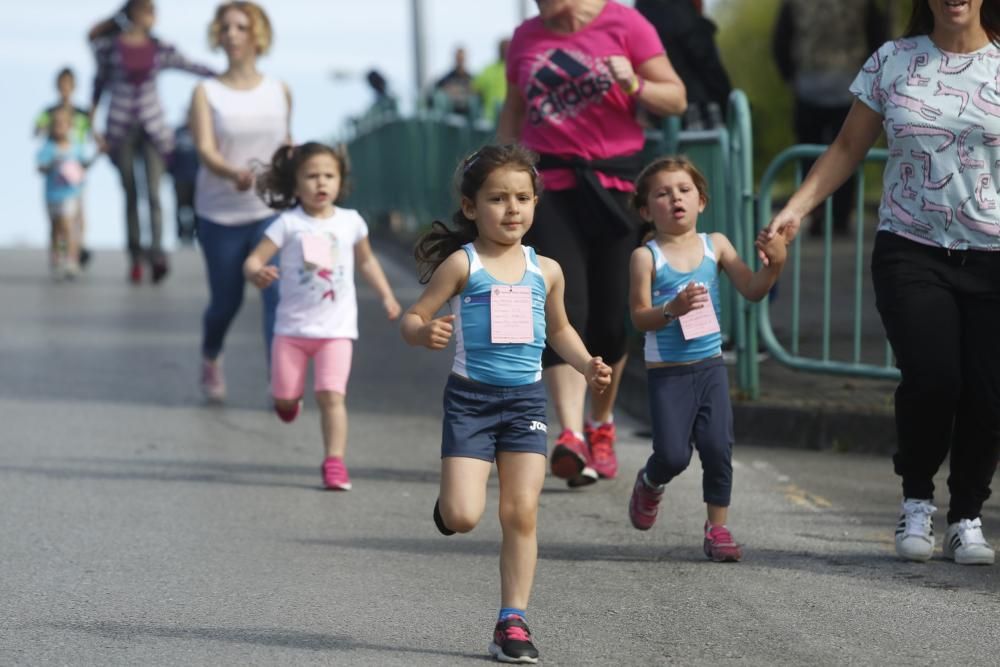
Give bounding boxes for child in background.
[627,156,786,562]
[401,144,611,664]
[34,67,95,269]
[244,142,401,490]
[37,108,95,280]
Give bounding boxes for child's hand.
[250,265,279,289]
[383,295,402,320]
[759,231,788,267]
[666,282,709,318]
[419,314,456,350]
[585,356,613,393]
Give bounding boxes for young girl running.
[401,144,611,663]
[36,108,96,281]
[626,156,786,562]
[244,142,401,490]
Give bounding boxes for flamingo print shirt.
[850,36,1000,250]
[265,205,369,339]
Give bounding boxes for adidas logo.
[526,48,613,126]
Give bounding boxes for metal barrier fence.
[344,90,753,323]
[750,144,899,399]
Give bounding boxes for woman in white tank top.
[189,1,291,402]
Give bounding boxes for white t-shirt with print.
[265,205,369,339]
[850,36,1000,250]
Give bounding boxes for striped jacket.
[91,35,215,159]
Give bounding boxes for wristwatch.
[662,300,676,325]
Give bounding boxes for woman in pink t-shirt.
[498,0,687,488]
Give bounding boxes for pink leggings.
[271,335,353,399]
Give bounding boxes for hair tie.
[462,150,481,174]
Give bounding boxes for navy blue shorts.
[441,374,548,462]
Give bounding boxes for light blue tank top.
[449,243,547,386]
[645,234,723,363]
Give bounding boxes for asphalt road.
[2,247,998,666]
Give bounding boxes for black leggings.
[872,232,1000,523]
[525,187,641,367]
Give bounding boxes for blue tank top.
[644,234,723,363]
[449,243,547,386]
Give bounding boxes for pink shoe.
[200,358,226,402]
[586,421,618,479]
[704,522,743,562]
[628,469,663,530]
[275,400,302,423]
[550,429,589,480]
[322,457,352,491]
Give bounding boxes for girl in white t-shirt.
[244,142,401,490]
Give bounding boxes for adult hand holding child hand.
[586,356,613,393]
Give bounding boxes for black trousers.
[525,187,640,367]
[872,232,1000,523]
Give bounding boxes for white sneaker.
[943,518,995,565]
[895,498,936,562]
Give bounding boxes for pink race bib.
[301,233,333,271]
[679,291,721,340]
[58,160,85,186]
[490,285,534,344]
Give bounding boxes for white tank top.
[194,76,289,225]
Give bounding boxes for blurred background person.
[430,46,474,115]
[636,0,732,130]
[772,0,887,237]
[189,1,291,402]
[89,0,216,284]
[34,67,95,269]
[472,38,510,124]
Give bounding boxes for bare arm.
[243,237,280,288]
[400,251,466,349]
[282,82,293,143]
[541,257,612,391]
[632,54,688,117]
[715,233,785,303]
[496,84,526,143]
[629,246,710,330]
[760,100,883,254]
[354,237,401,320]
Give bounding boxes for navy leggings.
[644,357,734,507]
[198,215,279,361]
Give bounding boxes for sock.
[499,607,526,622]
[642,471,665,491]
[571,430,584,442]
[587,415,614,429]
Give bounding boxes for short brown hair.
[632,155,709,211]
[208,2,273,55]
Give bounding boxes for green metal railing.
[750,144,900,399]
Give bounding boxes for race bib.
[301,233,333,271]
[490,285,533,344]
[58,160,85,186]
[679,291,721,340]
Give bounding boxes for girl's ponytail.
[413,213,478,284]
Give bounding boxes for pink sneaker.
[550,429,589,480]
[628,469,663,530]
[200,358,226,403]
[586,421,618,479]
[275,400,302,423]
[704,522,743,562]
[322,457,352,491]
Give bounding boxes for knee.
[439,501,481,534]
[499,494,538,534]
[902,368,961,405]
[650,447,692,478]
[315,391,345,409]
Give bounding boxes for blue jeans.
[198,215,279,361]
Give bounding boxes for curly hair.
[208,1,273,55]
[256,142,351,210]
